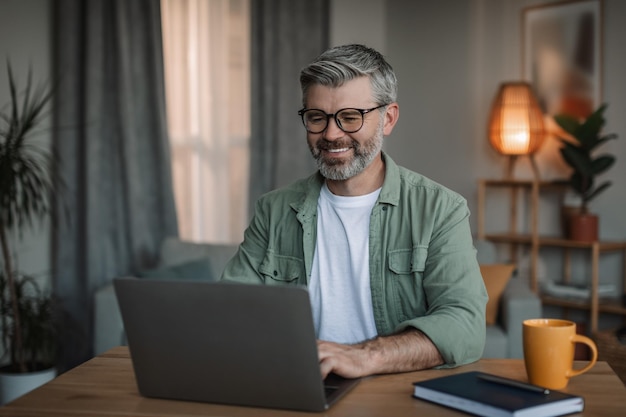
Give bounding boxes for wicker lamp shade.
[488,82,545,155]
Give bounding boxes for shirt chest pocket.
[388,246,428,274]
[259,253,304,284]
[387,246,428,322]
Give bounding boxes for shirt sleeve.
[394,199,488,367]
[220,198,268,284]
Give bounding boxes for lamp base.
[505,154,540,181]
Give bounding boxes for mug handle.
[567,334,598,378]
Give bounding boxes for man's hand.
[317,328,444,379]
[317,340,371,379]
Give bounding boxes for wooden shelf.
[541,295,626,315]
[478,178,626,333]
[480,179,569,189]
[484,234,626,251]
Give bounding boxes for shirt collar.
[378,152,401,207]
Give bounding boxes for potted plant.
[0,61,59,404]
[554,103,618,242]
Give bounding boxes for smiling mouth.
[326,147,350,153]
[315,138,356,157]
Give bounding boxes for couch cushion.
[159,237,238,274]
[480,264,516,325]
[484,324,508,358]
[139,257,216,281]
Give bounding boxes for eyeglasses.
[297,104,388,134]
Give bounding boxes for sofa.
[93,237,541,358]
[93,237,239,356]
[475,239,542,358]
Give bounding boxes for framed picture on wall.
[522,0,602,120]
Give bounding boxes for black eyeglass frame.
[297,104,388,134]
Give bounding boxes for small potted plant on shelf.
[554,103,618,242]
[0,61,59,404]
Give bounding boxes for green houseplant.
[554,103,618,241]
[0,272,57,372]
[0,61,59,402]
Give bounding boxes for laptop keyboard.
[324,385,339,398]
[324,373,346,398]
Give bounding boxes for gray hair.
[299,44,398,107]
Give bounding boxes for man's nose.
[323,116,344,140]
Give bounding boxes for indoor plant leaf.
[554,103,617,212]
[553,114,580,138]
[590,155,615,176]
[591,133,618,151]
[559,143,592,176]
[0,60,59,374]
[569,171,592,195]
[582,181,612,203]
[575,103,606,149]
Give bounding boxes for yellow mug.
[523,318,598,390]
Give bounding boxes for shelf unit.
[477,179,626,333]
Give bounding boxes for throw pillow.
[138,257,215,281]
[480,264,516,325]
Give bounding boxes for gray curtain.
[248,0,329,214]
[52,0,178,371]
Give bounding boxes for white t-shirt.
[308,183,381,344]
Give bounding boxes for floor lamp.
[488,82,546,180]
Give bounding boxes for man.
[221,44,487,379]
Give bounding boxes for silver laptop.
[113,278,360,412]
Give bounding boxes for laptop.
[113,278,360,412]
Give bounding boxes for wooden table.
[1,347,625,416]
[594,328,626,385]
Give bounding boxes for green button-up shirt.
[221,153,487,367]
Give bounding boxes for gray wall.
[2,0,626,326]
[333,0,625,241]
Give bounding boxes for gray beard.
[310,121,384,181]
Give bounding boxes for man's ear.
[383,102,399,136]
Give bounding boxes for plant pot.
[0,367,57,405]
[568,212,599,242]
[560,205,582,237]
[560,192,584,237]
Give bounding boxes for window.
[161,0,250,244]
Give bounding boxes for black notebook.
[412,371,584,417]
